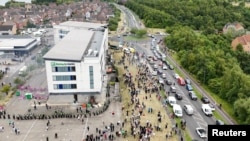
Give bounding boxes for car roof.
[168,96,176,100]
[184,104,193,109]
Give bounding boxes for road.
[113,4,236,140]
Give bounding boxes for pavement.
[0,42,123,141]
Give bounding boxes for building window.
[52,66,76,72]
[53,75,76,81]
[53,84,77,89]
[59,35,64,39]
[59,29,69,34]
[89,66,94,89]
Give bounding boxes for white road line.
[198,122,207,128]
[193,116,206,123]
[81,117,89,140]
[22,120,36,141]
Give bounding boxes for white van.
[167,96,177,106]
[173,104,183,117]
[202,104,213,117]
[183,104,194,115]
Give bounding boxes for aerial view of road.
[112,4,236,141]
[0,2,242,141]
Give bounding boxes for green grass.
[213,111,227,124]
[124,35,148,41]
[184,130,192,141]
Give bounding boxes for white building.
[43,21,108,103]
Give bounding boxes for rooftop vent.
[87,49,93,56]
[93,50,98,57]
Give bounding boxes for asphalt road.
[134,39,211,141]
[114,4,238,140]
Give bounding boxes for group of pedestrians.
[115,50,176,141]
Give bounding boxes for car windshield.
[176,110,182,114]
[199,129,206,134]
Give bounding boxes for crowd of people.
[115,50,180,141]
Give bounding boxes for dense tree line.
[164,26,250,124]
[125,0,250,31]
[125,0,250,123]
[108,4,121,31]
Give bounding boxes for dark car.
[170,86,176,93]
[188,91,198,100]
[165,79,172,85]
[186,84,193,91]
[216,119,225,125]
[157,69,163,74]
[169,65,174,70]
[163,60,170,66]
[201,96,210,104]
[175,92,183,100]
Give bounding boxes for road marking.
[81,117,89,140]
[22,120,36,141]
[198,122,207,129]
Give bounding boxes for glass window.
[53,84,77,89]
[89,66,94,89]
[52,66,76,72]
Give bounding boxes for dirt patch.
[147,28,166,34]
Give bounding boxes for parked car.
[175,92,183,100]
[170,86,177,93]
[202,104,213,116]
[153,56,158,61]
[186,84,193,91]
[183,105,194,115]
[188,91,198,101]
[196,127,207,138]
[162,73,166,79]
[165,79,172,85]
[159,78,164,84]
[151,71,157,76]
[201,96,210,104]
[177,77,186,86]
[209,103,215,111]
[169,65,174,70]
[173,73,180,79]
[153,64,158,69]
[215,119,224,125]
[185,78,191,85]
[157,69,163,74]
[164,60,170,66]
[162,65,168,70]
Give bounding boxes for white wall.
[45,59,102,94]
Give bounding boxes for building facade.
[0,35,39,56]
[43,21,108,103]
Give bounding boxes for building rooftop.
[58,21,107,29]
[84,29,105,58]
[0,37,36,49]
[43,29,94,61]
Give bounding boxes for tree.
[135,29,147,37]
[1,85,11,95]
[14,77,24,86]
[234,98,250,124]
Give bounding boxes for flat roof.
[84,30,104,57]
[0,38,36,47]
[43,29,94,61]
[57,21,107,29]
